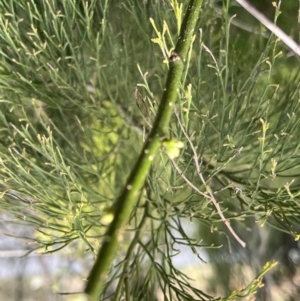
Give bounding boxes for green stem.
[84,1,203,299]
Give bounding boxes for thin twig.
[210,3,270,38]
[236,0,300,56]
[173,109,246,248]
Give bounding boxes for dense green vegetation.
[0,0,299,300]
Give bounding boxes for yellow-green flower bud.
[162,139,184,159]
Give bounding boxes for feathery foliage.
[0,0,299,300]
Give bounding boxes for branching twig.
[173,109,246,248]
[113,202,149,301]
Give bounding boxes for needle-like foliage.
[0,0,299,300]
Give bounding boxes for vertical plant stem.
[84,0,203,299]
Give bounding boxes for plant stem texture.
[84,0,203,299]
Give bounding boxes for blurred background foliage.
[0,0,299,300]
